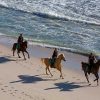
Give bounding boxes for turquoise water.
[0,0,100,55]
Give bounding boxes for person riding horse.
[51,48,58,68]
[88,53,96,74]
[17,34,24,50]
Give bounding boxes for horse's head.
[23,40,28,48]
[58,53,66,61]
[96,59,100,65]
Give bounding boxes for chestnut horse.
[41,53,66,79]
[81,60,100,86]
[12,41,30,60]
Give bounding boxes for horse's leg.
[84,72,91,85]
[56,65,64,79]
[47,67,53,77]
[12,43,16,56]
[94,73,99,86]
[58,67,64,79]
[25,50,30,59]
[13,50,15,56]
[17,50,21,58]
[60,70,64,79]
[97,74,99,86]
[46,67,49,75]
[22,51,26,60]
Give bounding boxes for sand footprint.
[72,77,76,78]
[2,90,6,92]
[1,84,39,100]
[0,83,3,85]
[1,88,4,90]
[4,85,8,87]
[14,89,18,92]
[77,79,80,80]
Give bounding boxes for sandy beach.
[1,0,100,99]
[0,36,100,100]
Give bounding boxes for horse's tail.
[81,62,84,70]
[12,43,17,51]
[41,58,44,64]
[81,62,89,72]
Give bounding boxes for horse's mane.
[95,59,100,65]
[58,53,64,57]
[22,40,28,48]
[24,40,27,43]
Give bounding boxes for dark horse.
[81,60,100,86]
[12,41,30,60]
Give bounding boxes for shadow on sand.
[10,75,54,84]
[0,56,16,63]
[10,75,89,91]
[45,81,86,91]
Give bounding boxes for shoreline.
[0,33,91,57]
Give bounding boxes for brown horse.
[12,41,30,60]
[41,53,66,79]
[81,60,100,86]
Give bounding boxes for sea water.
[0,0,100,55]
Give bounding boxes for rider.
[88,53,96,74]
[51,48,58,68]
[17,33,24,49]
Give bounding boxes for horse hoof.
[94,79,97,82]
[51,75,53,77]
[89,83,91,86]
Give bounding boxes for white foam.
[0,0,8,7]
[1,0,100,25]
[0,32,5,36]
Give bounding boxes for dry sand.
[0,44,100,100]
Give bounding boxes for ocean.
[0,0,100,55]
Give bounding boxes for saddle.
[16,43,20,49]
[16,43,22,53]
[87,64,94,74]
[49,58,56,68]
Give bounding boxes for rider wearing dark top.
[17,34,23,44]
[88,53,96,74]
[51,48,58,68]
[17,34,23,49]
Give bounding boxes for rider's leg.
[51,58,56,68]
[88,64,91,74]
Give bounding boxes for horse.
[12,41,30,60]
[41,53,66,79]
[81,60,100,86]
